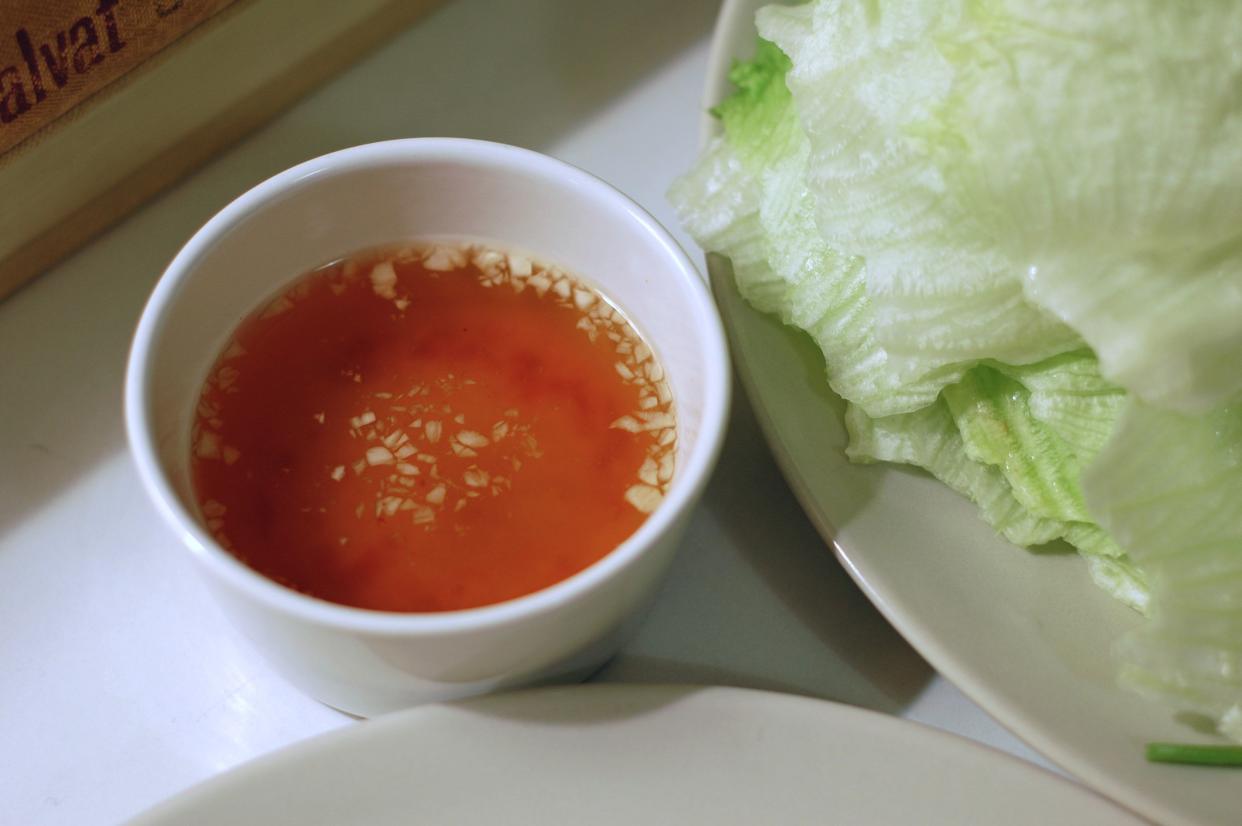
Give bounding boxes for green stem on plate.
[1146,743,1242,767]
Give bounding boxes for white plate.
[127,685,1139,825]
[703,3,1241,825]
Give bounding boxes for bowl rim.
[124,137,731,637]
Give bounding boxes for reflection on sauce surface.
[191,243,675,612]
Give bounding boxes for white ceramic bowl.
[125,138,730,717]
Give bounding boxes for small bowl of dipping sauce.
[125,138,729,716]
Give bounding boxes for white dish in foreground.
[127,685,1139,825]
[704,3,1240,825]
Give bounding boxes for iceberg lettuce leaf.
[1085,401,1242,726]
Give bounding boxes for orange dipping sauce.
[191,242,675,612]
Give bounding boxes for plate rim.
[126,683,1140,824]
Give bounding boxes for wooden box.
[0,0,441,300]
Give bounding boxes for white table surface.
[0,1,1060,823]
